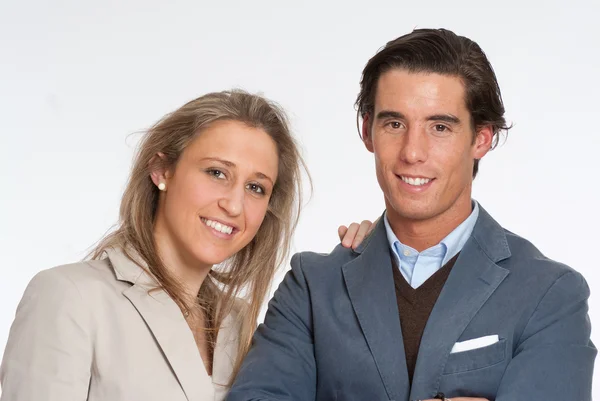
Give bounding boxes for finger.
[352,220,373,249]
[341,223,359,248]
[338,225,348,241]
[369,216,380,233]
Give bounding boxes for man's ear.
[362,114,374,153]
[473,125,494,160]
[149,152,170,189]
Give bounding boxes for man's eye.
[388,121,402,129]
[435,124,448,132]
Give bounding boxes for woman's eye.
[208,169,226,179]
[246,183,265,194]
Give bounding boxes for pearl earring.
[158,182,166,191]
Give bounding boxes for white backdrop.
[1,0,599,397]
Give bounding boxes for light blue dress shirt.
[384,201,480,289]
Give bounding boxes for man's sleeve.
[227,253,316,401]
[495,270,596,400]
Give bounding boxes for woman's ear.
[149,152,170,191]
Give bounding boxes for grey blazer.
[228,206,596,400]
[0,248,241,401]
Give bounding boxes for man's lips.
[396,174,435,187]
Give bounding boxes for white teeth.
[201,218,233,235]
[401,176,431,186]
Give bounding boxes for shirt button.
[403,250,410,256]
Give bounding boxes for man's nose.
[399,128,428,164]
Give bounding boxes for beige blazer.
[0,248,241,401]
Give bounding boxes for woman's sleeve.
[1,267,93,401]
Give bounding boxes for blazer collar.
[105,246,158,287]
[469,204,512,262]
[212,304,242,395]
[354,204,510,262]
[342,218,410,401]
[409,207,511,398]
[105,247,240,400]
[347,206,512,400]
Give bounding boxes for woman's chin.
[192,250,236,268]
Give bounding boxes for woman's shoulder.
[28,257,124,297]
[9,259,120,336]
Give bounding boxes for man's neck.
[387,199,473,252]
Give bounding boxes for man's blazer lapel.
[107,248,212,401]
[342,218,410,401]
[409,207,511,400]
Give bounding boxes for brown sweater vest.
[392,252,459,383]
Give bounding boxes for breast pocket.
[442,338,506,375]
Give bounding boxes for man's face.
[363,69,492,227]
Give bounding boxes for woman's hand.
[338,218,378,249]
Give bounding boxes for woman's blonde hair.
[89,89,306,382]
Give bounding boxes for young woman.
[0,90,372,401]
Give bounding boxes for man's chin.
[388,203,436,223]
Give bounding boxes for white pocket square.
[450,335,499,354]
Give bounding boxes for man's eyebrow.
[374,111,462,125]
[375,110,406,120]
[426,114,461,124]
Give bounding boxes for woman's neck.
[152,220,213,303]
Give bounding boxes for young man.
[227,28,596,401]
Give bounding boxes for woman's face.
[153,120,279,270]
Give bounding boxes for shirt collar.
[384,200,480,263]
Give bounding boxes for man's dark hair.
[355,28,511,177]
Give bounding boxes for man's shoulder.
[502,228,582,284]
